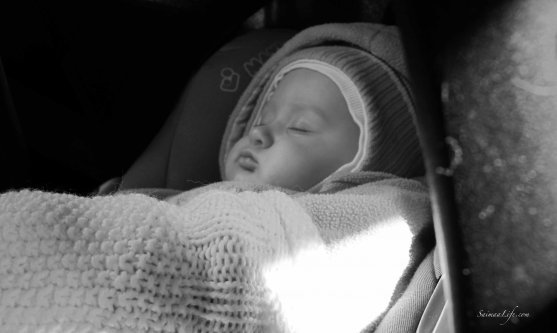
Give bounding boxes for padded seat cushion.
[119,29,295,191]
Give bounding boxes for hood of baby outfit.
[219,22,424,186]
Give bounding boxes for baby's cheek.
[273,154,320,189]
[223,162,233,181]
[223,152,239,180]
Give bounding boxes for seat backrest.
[116,29,295,192]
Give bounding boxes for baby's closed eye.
[287,120,316,134]
[288,126,312,134]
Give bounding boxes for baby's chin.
[227,169,265,185]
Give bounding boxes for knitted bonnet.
[219,23,424,186]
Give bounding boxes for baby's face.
[224,69,359,191]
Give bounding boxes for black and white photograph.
[1,0,557,332]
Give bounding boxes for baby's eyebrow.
[291,104,329,124]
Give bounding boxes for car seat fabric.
[374,248,442,332]
[118,29,295,192]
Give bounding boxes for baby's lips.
[237,151,258,171]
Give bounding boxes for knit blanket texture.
[0,176,431,333]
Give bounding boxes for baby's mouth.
[237,151,258,171]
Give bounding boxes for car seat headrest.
[119,29,295,191]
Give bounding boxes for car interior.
[2,0,557,332]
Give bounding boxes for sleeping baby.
[163,23,434,331]
[170,22,424,202]
[223,67,361,192]
[0,23,434,333]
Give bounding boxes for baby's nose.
[248,125,273,148]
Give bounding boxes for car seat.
[97,28,296,194]
[96,0,395,195]
[100,0,557,331]
[95,23,451,333]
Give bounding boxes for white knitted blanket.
[0,178,431,333]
